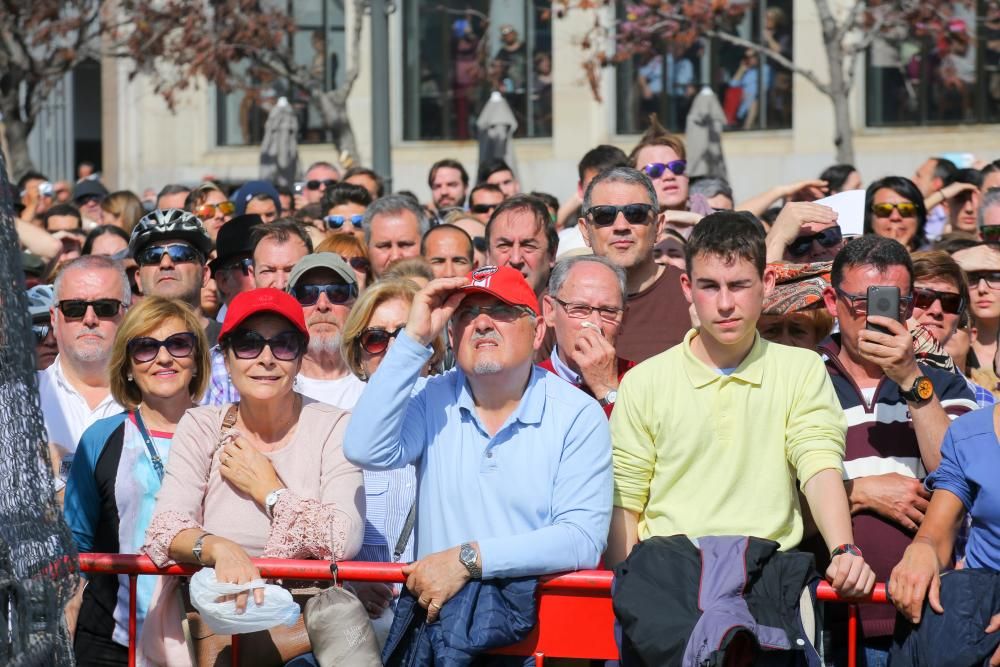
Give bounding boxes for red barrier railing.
[78,553,888,667]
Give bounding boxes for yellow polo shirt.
[611,329,846,550]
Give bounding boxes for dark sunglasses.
[871,202,917,218]
[359,326,404,355]
[226,330,305,361]
[340,255,371,273]
[585,203,656,227]
[56,298,123,319]
[218,257,253,276]
[291,283,358,306]
[981,225,1000,244]
[966,271,1000,289]
[136,243,202,267]
[642,160,687,178]
[787,226,843,257]
[470,203,498,215]
[912,287,965,315]
[306,179,337,191]
[453,303,532,325]
[127,332,197,363]
[325,214,364,230]
[75,195,103,206]
[32,324,51,342]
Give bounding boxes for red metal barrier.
[78,553,888,667]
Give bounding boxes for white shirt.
[293,372,366,409]
[38,355,123,479]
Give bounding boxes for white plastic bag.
[188,567,301,635]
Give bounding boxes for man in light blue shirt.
[345,265,612,622]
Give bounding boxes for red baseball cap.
[220,288,310,343]
[461,266,540,316]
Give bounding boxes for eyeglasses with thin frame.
[358,326,404,355]
[56,298,124,320]
[552,296,624,324]
[291,283,358,306]
[225,330,305,361]
[585,204,656,228]
[325,214,364,230]
[787,226,843,257]
[834,287,913,318]
[966,271,1000,290]
[127,332,198,363]
[642,160,687,178]
[136,243,202,267]
[871,202,918,218]
[911,287,965,315]
[453,303,533,326]
[194,201,236,219]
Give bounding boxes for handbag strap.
[133,409,165,482]
[222,403,239,430]
[392,501,416,563]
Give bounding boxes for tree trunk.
[1,116,34,182]
[817,0,856,165]
[829,90,855,165]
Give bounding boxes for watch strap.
[193,532,212,565]
[460,542,482,579]
[830,543,864,558]
[900,376,932,404]
[265,488,288,520]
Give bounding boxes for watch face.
[460,544,476,565]
[916,377,934,401]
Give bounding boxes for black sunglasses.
[136,243,202,267]
[359,326,404,355]
[306,179,337,191]
[585,204,656,227]
[127,332,198,363]
[32,323,51,342]
[470,203,498,215]
[56,298,124,319]
[340,255,371,273]
[291,283,358,306]
[967,271,1000,289]
[912,287,965,315]
[219,257,253,276]
[787,226,843,257]
[226,330,305,361]
[642,160,687,178]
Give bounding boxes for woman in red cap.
[141,288,365,665]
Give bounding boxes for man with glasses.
[365,194,428,279]
[38,255,129,496]
[540,255,633,416]
[818,236,976,663]
[428,158,469,213]
[322,182,371,240]
[467,183,505,223]
[208,214,260,322]
[129,208,220,345]
[578,166,691,362]
[422,224,476,279]
[345,266,611,625]
[286,253,365,407]
[299,160,341,206]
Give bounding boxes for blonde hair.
[341,279,444,379]
[109,297,211,408]
[101,191,145,233]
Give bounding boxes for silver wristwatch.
[192,532,212,565]
[598,389,618,407]
[265,488,288,519]
[459,542,482,579]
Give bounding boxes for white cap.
[556,226,592,260]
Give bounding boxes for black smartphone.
[866,285,900,334]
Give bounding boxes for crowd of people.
[12,124,1000,666]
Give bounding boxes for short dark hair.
[947,167,984,189]
[863,176,927,250]
[469,183,503,204]
[684,211,766,277]
[819,164,857,193]
[17,171,47,192]
[343,166,386,198]
[485,194,559,259]
[529,191,559,215]
[250,218,314,254]
[932,231,981,255]
[933,157,958,184]
[43,203,82,230]
[421,223,474,260]
[982,159,1000,178]
[428,159,469,188]
[82,224,130,256]
[578,145,629,183]
[322,182,372,211]
[477,158,514,185]
[831,235,913,291]
[157,183,191,199]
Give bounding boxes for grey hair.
[548,255,627,305]
[582,166,659,217]
[689,177,733,201]
[979,187,1000,229]
[363,194,430,244]
[54,254,132,304]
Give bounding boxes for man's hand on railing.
[826,552,876,600]
[401,545,473,623]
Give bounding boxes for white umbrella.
[259,97,300,188]
[685,86,728,181]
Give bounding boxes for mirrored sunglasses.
[642,160,687,178]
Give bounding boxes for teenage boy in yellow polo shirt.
[607,210,875,599]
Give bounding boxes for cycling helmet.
[128,208,213,259]
[26,284,56,319]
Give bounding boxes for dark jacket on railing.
[382,577,538,667]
